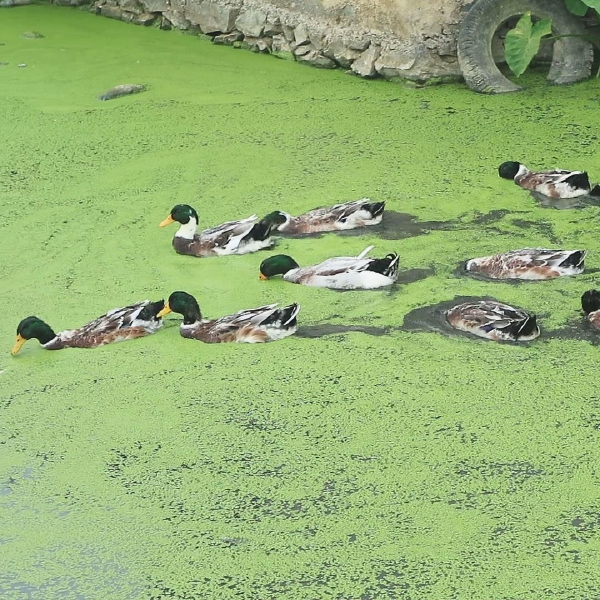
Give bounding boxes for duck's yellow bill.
[11,334,26,356]
[159,215,175,227]
[157,303,172,318]
[259,273,268,281]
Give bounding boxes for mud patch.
[510,218,562,245]
[296,324,391,338]
[545,318,600,346]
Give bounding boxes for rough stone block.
[264,18,281,36]
[120,0,142,15]
[235,9,266,37]
[294,24,310,46]
[186,0,239,34]
[100,4,124,19]
[351,44,380,78]
[324,39,362,69]
[375,46,417,78]
[293,43,312,57]
[140,0,168,12]
[298,50,336,69]
[213,31,243,45]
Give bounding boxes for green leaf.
[504,13,553,77]
[581,0,600,12]
[565,0,590,16]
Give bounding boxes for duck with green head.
[499,161,600,199]
[259,245,399,290]
[11,300,164,355]
[157,291,299,343]
[159,204,286,257]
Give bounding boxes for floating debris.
[20,31,44,39]
[98,84,147,101]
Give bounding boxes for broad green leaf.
[505,13,553,77]
[581,0,600,12]
[565,0,590,16]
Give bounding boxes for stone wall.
[50,0,473,83]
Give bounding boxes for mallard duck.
[465,248,586,280]
[159,204,286,256]
[259,245,399,290]
[269,198,385,234]
[582,290,600,330]
[498,161,600,199]
[11,300,164,355]
[157,291,299,343]
[445,300,539,342]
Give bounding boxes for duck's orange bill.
[156,303,172,318]
[11,334,26,356]
[259,273,268,281]
[159,215,175,227]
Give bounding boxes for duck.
[445,300,539,342]
[159,204,286,256]
[259,245,399,290]
[157,291,299,344]
[11,300,164,355]
[498,161,600,199]
[268,198,385,234]
[582,290,600,330]
[465,248,586,280]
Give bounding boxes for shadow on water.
[545,319,600,346]
[296,324,391,338]
[400,295,542,345]
[530,191,600,210]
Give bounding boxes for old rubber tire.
[458,0,593,94]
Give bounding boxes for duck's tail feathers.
[559,250,586,270]
[582,290,600,315]
[261,303,300,328]
[565,171,591,191]
[589,184,600,197]
[138,299,166,321]
[509,314,538,340]
[242,214,280,243]
[357,245,375,259]
[366,253,400,279]
[362,200,385,218]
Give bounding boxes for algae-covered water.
[2,6,600,599]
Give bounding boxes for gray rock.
[324,39,362,69]
[235,9,266,37]
[53,0,72,5]
[308,26,326,50]
[293,43,312,57]
[282,24,295,42]
[20,31,44,38]
[99,5,124,19]
[264,18,282,36]
[241,36,270,53]
[256,37,272,52]
[294,24,310,46]
[120,0,142,15]
[140,0,167,12]
[127,11,156,25]
[298,50,336,69]
[162,10,190,29]
[375,45,417,78]
[348,37,370,52]
[187,0,238,34]
[272,34,293,60]
[213,31,243,45]
[0,0,32,6]
[98,83,146,101]
[351,44,380,78]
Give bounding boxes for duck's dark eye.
[340,217,347,223]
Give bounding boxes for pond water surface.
[2,6,600,599]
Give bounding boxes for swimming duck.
[498,161,600,199]
[11,300,164,355]
[259,246,399,290]
[582,290,600,330]
[159,204,286,256]
[465,248,586,280]
[157,291,299,344]
[269,198,385,234]
[445,300,539,342]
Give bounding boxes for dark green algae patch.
[4,5,600,599]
